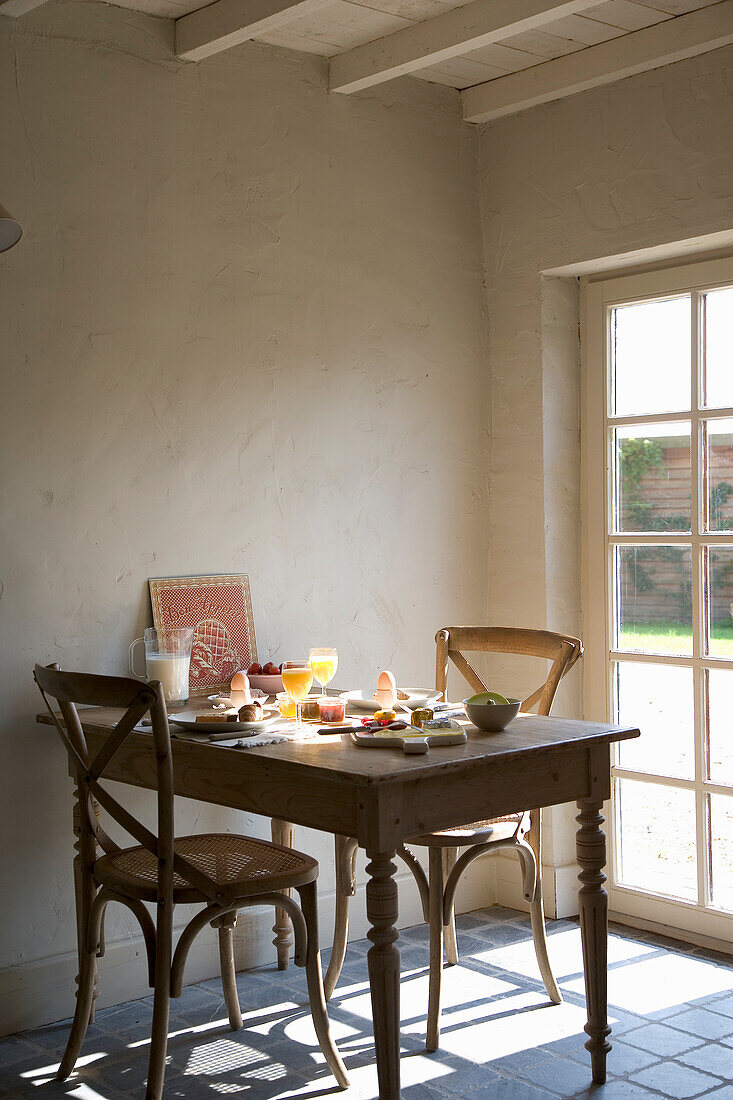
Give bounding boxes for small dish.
[170,707,278,734]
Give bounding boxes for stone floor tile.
[622,1022,705,1057]
[584,1082,662,1098]
[668,1008,733,1041]
[485,1048,555,1074]
[708,996,733,1020]
[481,923,534,946]
[520,1055,601,1096]
[678,1042,733,1077]
[464,1076,550,1099]
[604,1041,661,1075]
[704,1088,733,1100]
[23,1020,75,1053]
[0,1034,48,1066]
[631,1060,723,1097]
[604,1013,651,1036]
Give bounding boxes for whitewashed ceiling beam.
[175,0,329,62]
[0,0,51,16]
[329,0,602,94]
[462,0,733,122]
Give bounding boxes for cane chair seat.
[408,815,523,847]
[95,833,318,904]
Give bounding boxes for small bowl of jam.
[317,697,347,723]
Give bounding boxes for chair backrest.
[34,664,227,906]
[435,626,583,716]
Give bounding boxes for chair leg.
[529,875,562,1005]
[517,838,562,1005]
[213,911,243,1031]
[57,919,99,1079]
[297,881,349,1089]
[442,847,459,966]
[426,848,445,1052]
[146,899,173,1100]
[324,835,358,1001]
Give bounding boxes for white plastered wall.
[477,45,733,917]
[0,0,493,1033]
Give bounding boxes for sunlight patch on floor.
[564,951,733,1014]
[473,927,655,980]
[433,991,589,1062]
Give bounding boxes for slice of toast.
[195,709,238,724]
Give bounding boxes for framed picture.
[149,574,257,696]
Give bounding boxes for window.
[582,257,733,943]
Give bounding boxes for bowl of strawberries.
[246,660,284,695]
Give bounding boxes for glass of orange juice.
[282,662,314,729]
[308,647,338,699]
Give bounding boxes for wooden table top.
[38,706,639,788]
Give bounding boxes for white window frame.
[581,254,733,944]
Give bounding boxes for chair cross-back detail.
[322,626,583,1054]
[34,663,348,1100]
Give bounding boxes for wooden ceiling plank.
[329,0,606,93]
[349,0,458,21]
[464,40,545,70]
[175,0,333,61]
[501,26,593,57]
[259,26,340,51]
[583,0,673,31]
[540,11,628,42]
[630,0,722,13]
[0,0,52,16]
[276,0,412,44]
[461,0,733,122]
[415,54,509,84]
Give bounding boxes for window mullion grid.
[691,290,710,909]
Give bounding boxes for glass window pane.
[616,778,697,901]
[710,794,733,913]
[611,296,691,417]
[616,663,694,779]
[614,423,691,533]
[707,669,733,786]
[704,418,733,533]
[616,546,692,655]
[704,287,733,409]
[706,547,733,657]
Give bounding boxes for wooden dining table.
[38,705,639,1099]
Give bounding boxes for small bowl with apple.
[246,661,284,695]
[463,691,521,732]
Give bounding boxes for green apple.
[467,691,509,706]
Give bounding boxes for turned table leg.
[366,849,401,1100]
[576,799,611,1085]
[271,818,295,970]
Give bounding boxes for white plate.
[339,688,441,713]
[170,708,278,735]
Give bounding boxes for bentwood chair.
[35,664,348,1100]
[324,627,582,1052]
